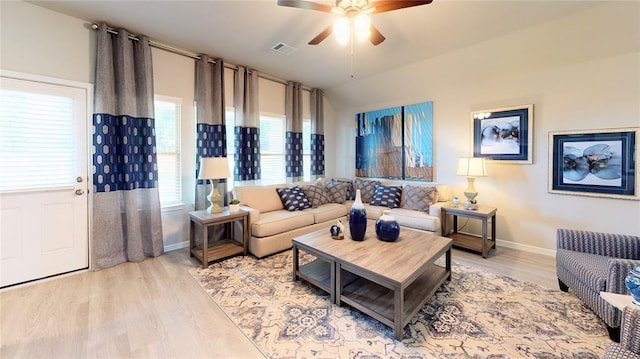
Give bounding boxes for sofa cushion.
[370,185,402,208]
[556,249,609,292]
[401,185,437,212]
[251,210,315,237]
[276,186,312,211]
[355,178,380,203]
[362,203,387,220]
[235,185,283,213]
[301,184,330,208]
[326,181,350,204]
[389,208,440,232]
[304,203,348,223]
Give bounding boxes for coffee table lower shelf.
[297,258,361,302]
[297,259,333,295]
[339,264,449,333]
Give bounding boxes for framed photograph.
[549,128,639,200]
[472,104,533,164]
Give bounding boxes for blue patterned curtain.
[234,66,260,183]
[285,82,303,182]
[310,88,325,179]
[92,23,163,270]
[195,56,227,210]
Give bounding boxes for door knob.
[75,189,85,195]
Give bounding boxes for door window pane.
[0,87,75,191]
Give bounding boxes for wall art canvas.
[355,101,433,181]
[472,104,533,164]
[549,128,639,200]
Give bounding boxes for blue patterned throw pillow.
[370,185,402,208]
[276,186,312,211]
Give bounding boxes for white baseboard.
[496,239,556,257]
[164,240,189,252]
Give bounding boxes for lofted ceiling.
[30,0,601,91]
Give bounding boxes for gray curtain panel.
[194,55,227,211]
[92,23,163,270]
[310,88,325,179]
[285,81,303,183]
[234,66,261,183]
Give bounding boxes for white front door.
[0,73,90,287]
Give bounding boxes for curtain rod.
[90,23,313,91]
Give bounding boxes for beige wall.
[327,2,640,254]
[0,1,94,83]
[151,48,197,249]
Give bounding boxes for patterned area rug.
[190,250,610,358]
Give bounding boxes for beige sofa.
[235,179,453,258]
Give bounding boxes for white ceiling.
[30,0,601,90]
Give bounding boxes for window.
[154,96,182,207]
[0,78,84,192]
[303,118,311,181]
[260,114,286,185]
[226,112,287,186]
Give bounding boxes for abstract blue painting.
[355,101,433,181]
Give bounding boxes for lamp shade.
[457,157,487,177]
[333,17,350,45]
[197,157,230,180]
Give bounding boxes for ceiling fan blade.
[369,25,385,46]
[308,25,333,45]
[277,0,333,13]
[371,0,433,14]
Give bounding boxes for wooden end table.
[189,209,248,268]
[441,204,497,258]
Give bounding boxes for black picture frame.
[549,128,639,200]
[472,104,533,164]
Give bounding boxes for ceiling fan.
[277,0,433,46]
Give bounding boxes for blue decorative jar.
[625,266,640,306]
[349,189,367,241]
[375,210,400,242]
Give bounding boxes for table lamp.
[197,157,231,213]
[457,157,487,203]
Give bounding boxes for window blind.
[260,115,286,184]
[154,97,182,207]
[0,89,74,191]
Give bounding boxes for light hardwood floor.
[0,246,557,358]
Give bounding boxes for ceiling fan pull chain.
[350,31,354,78]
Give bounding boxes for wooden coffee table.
[292,221,452,340]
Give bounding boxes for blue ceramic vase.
[349,189,367,241]
[625,266,640,306]
[375,210,400,242]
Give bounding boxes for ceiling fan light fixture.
[353,13,371,42]
[333,17,350,45]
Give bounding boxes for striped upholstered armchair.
[556,229,640,340]
[602,306,640,358]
